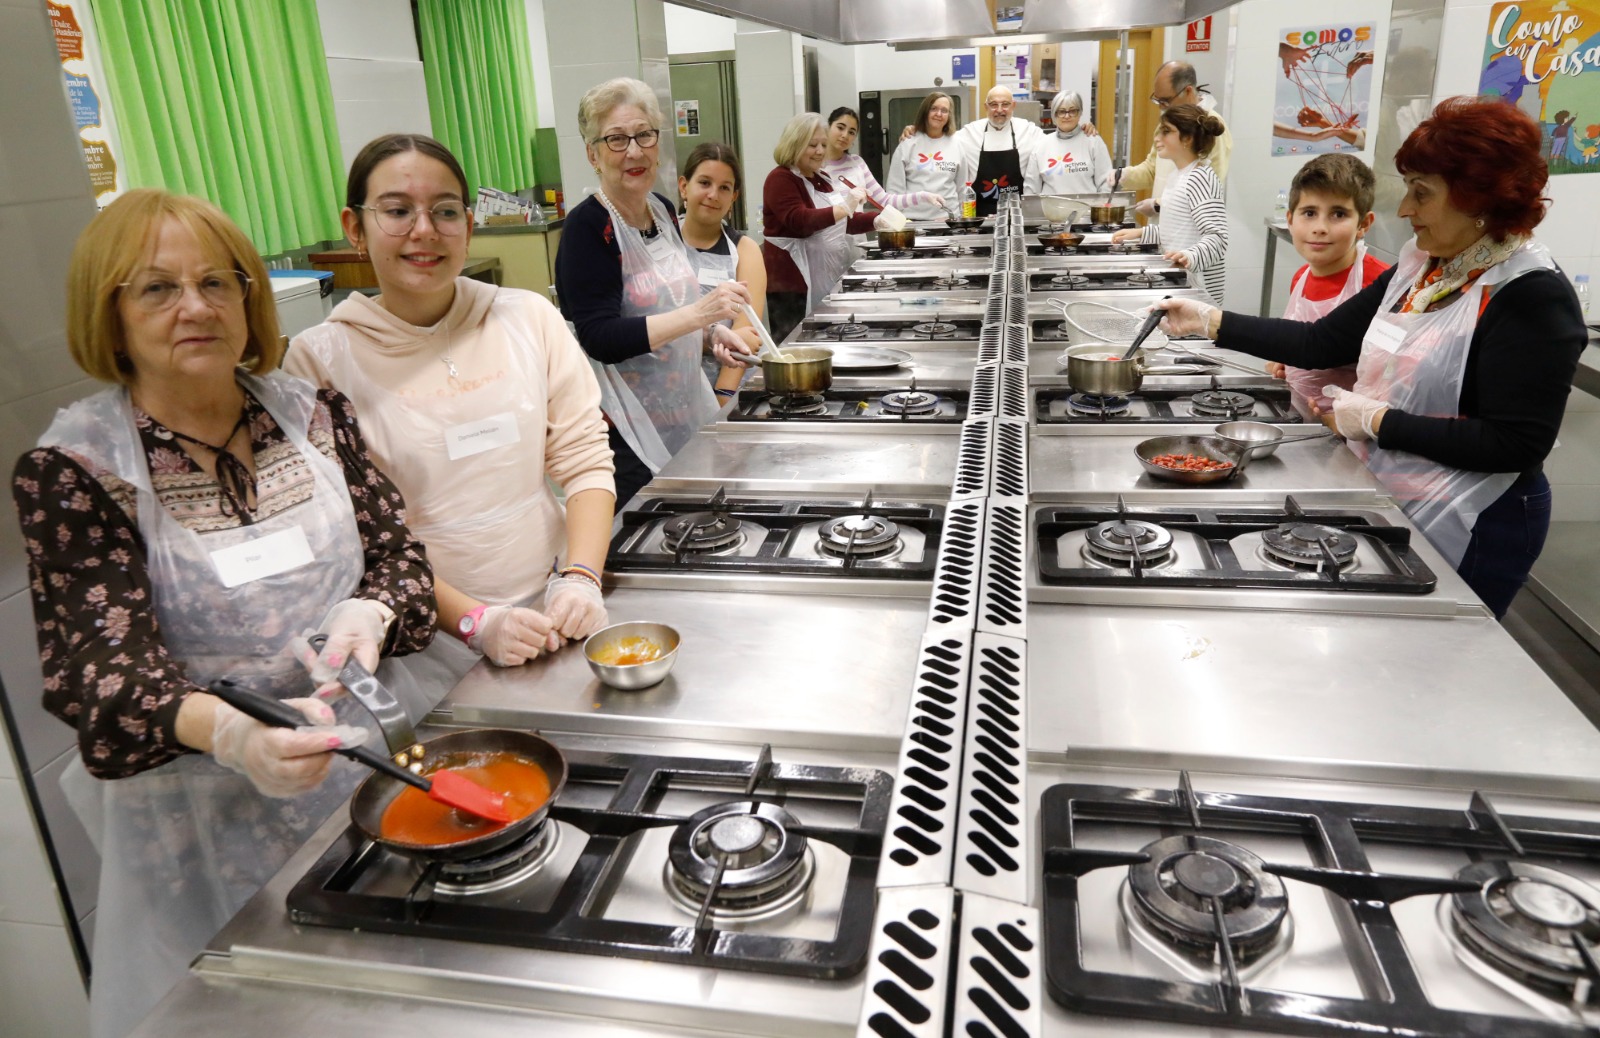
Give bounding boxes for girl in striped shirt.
[1114,104,1229,305]
[822,106,946,217]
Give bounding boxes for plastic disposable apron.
[694,229,740,387]
[39,371,368,1038]
[304,292,568,701]
[973,123,1023,217]
[765,170,855,313]
[1282,245,1368,418]
[1348,239,1556,568]
[592,190,719,472]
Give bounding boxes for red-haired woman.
[1155,96,1586,618]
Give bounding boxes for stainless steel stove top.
[1034,383,1309,424]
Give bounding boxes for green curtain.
[90,0,345,256]
[417,0,539,195]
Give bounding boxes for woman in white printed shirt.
[1036,90,1113,198]
[1114,103,1229,305]
[821,106,946,219]
[885,92,961,221]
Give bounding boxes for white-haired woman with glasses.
[555,77,754,507]
[288,134,617,691]
[14,188,438,1038]
[1037,91,1113,197]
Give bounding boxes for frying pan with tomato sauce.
[349,728,569,862]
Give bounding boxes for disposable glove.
[844,187,868,214]
[923,193,947,211]
[873,206,909,232]
[211,696,367,798]
[545,575,608,641]
[471,604,560,666]
[1133,198,1157,218]
[292,598,391,696]
[1101,168,1123,190]
[1163,249,1194,270]
[1152,297,1218,339]
[708,323,757,367]
[1324,385,1389,441]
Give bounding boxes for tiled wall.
[0,0,101,1034]
[315,0,433,176]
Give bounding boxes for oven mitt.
[873,206,909,232]
[211,696,368,798]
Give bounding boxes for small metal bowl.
[584,621,680,690]
[1215,420,1286,458]
[1134,435,1249,485]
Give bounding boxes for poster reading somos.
[1271,23,1376,156]
[1480,1,1600,174]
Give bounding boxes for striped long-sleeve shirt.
[822,153,932,213]
[1140,161,1228,306]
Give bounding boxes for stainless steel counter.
[1030,427,1379,494]
[650,426,960,494]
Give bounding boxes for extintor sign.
[1187,16,1213,53]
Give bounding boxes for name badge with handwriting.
[445,412,520,461]
[1362,318,1406,355]
[210,526,315,589]
[698,267,724,289]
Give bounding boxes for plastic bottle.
[960,182,978,219]
[1274,188,1289,219]
[1576,274,1591,318]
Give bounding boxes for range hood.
[667,0,1240,45]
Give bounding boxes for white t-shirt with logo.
[886,131,961,220]
[1037,127,1113,197]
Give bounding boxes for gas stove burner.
[881,389,942,415]
[1043,245,1079,255]
[768,393,829,416]
[662,510,747,554]
[822,321,870,340]
[1127,268,1167,285]
[1260,522,1358,569]
[1188,389,1257,419]
[433,820,562,895]
[1082,519,1175,568]
[910,320,959,339]
[1067,392,1131,416]
[875,249,912,260]
[931,276,971,289]
[817,513,903,559]
[1090,222,1123,234]
[1108,242,1138,254]
[857,277,898,291]
[946,244,972,256]
[1050,272,1090,287]
[665,801,815,921]
[1449,860,1600,1000]
[1126,834,1290,960]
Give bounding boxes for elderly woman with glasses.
[288,134,616,688]
[554,77,754,508]
[1036,91,1113,197]
[13,188,437,1038]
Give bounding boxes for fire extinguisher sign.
[1187,16,1213,52]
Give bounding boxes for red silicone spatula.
[209,680,514,823]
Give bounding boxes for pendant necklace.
[598,188,690,308]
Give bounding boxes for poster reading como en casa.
[1479,1,1600,174]
[1272,23,1377,156]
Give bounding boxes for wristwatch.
[456,604,489,644]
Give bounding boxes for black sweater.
[1219,266,1585,475]
[554,192,683,365]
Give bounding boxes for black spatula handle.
[208,680,430,792]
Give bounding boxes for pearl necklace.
[596,188,691,308]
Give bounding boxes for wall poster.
[675,99,699,137]
[1479,1,1600,174]
[1271,22,1376,157]
[48,1,124,204]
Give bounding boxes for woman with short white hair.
[555,77,753,506]
[761,112,879,342]
[1036,91,1113,198]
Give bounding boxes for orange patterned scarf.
[1400,233,1526,313]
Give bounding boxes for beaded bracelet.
[559,564,602,588]
[714,387,737,399]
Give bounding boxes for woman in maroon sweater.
[762,112,878,343]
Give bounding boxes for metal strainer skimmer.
[1050,299,1170,349]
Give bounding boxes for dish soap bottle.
[960,182,977,219]
[1576,274,1591,318]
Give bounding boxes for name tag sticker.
[210,526,314,589]
[697,267,723,288]
[445,412,521,461]
[1363,319,1406,355]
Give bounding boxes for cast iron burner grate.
[1067,392,1132,416]
[1034,385,1307,425]
[1042,772,1600,1037]
[881,389,941,415]
[1127,268,1167,285]
[1190,389,1259,419]
[1082,519,1174,568]
[1036,494,1438,591]
[1450,860,1600,1001]
[730,387,967,422]
[931,276,971,289]
[1260,522,1359,569]
[910,321,960,339]
[288,744,892,978]
[1051,272,1090,287]
[822,317,870,339]
[768,393,829,416]
[857,277,898,291]
[817,511,903,559]
[662,491,747,555]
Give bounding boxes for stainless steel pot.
[1062,344,1206,395]
[877,228,916,250]
[761,345,833,395]
[1089,203,1126,225]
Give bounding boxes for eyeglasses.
[1150,92,1178,108]
[986,101,1014,111]
[592,129,661,152]
[118,270,251,313]
[1057,108,1082,117]
[355,203,470,237]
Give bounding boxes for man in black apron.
[960,86,1042,217]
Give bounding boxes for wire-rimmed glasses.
[118,270,251,312]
